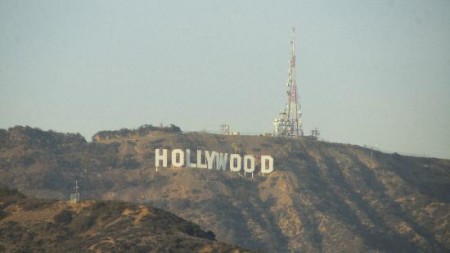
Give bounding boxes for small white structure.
[220,124,231,135]
[311,128,320,140]
[69,180,80,204]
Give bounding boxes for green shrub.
[0,210,7,220]
[71,214,96,233]
[54,209,73,224]
[0,185,22,198]
[20,198,52,211]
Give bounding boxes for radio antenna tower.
[273,27,304,137]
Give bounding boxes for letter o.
[229,154,242,172]
[243,155,255,173]
[172,149,184,167]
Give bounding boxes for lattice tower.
[274,27,304,137]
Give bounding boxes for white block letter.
[230,154,242,172]
[155,149,168,168]
[171,149,184,167]
[243,155,255,173]
[197,150,207,169]
[216,153,228,171]
[261,155,274,174]
[205,151,218,169]
[186,149,197,168]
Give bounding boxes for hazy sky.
[1,0,449,159]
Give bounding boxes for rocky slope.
[0,126,449,252]
[0,186,248,252]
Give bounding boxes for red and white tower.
[274,27,304,137]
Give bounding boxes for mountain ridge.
[0,125,449,252]
[0,185,249,252]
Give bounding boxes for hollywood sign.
[155,149,274,174]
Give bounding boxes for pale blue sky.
[1,0,449,158]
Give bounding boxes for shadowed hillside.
[0,126,449,252]
[0,185,248,252]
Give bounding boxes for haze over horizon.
[1,0,449,159]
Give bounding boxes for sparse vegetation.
[0,186,245,252]
[53,209,73,224]
[93,124,182,141]
[0,126,449,252]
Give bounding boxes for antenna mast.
[69,180,80,204]
[74,180,79,194]
[274,27,304,137]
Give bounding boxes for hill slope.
[0,186,248,252]
[0,126,449,252]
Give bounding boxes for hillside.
[0,186,248,252]
[0,125,449,252]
